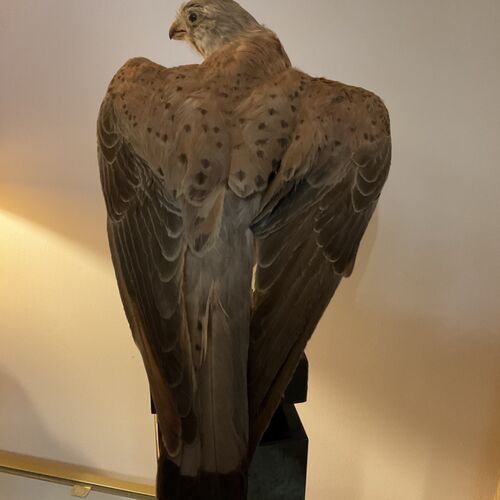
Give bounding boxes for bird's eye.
[188,12,198,23]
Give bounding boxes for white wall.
[1,1,499,499]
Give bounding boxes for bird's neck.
[202,30,291,81]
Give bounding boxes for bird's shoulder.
[104,58,203,110]
[297,74,390,136]
[228,68,390,197]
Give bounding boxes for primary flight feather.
[97,0,391,498]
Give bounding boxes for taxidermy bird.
[97,0,391,498]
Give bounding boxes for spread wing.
[240,74,391,452]
[97,58,231,461]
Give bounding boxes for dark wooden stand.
[248,355,309,500]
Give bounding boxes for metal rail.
[0,450,155,499]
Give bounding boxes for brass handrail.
[0,450,155,499]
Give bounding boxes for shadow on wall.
[0,368,89,467]
[0,367,152,486]
[301,220,500,500]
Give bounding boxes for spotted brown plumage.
[97,1,391,498]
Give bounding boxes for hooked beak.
[169,19,186,40]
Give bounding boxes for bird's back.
[98,25,390,500]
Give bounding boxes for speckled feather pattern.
[97,1,391,498]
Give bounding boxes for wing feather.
[97,80,197,456]
[246,76,391,452]
[98,57,251,475]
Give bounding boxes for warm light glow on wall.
[0,210,156,482]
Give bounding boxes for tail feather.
[157,193,254,499]
[157,440,248,500]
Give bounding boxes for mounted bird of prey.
[97,0,391,498]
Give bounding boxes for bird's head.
[169,0,262,57]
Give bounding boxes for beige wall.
[1,1,499,499]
